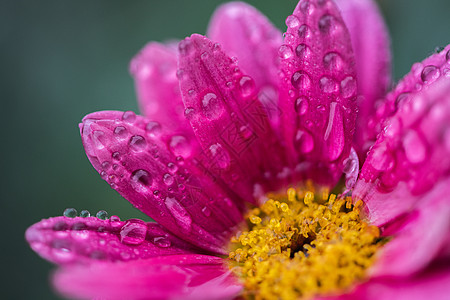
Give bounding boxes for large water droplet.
[122,111,136,123]
[285,15,300,28]
[109,215,122,228]
[239,76,256,98]
[298,25,310,39]
[178,39,194,56]
[96,210,108,220]
[319,76,338,94]
[120,219,147,245]
[169,135,192,157]
[80,210,90,218]
[112,152,121,160]
[294,129,314,154]
[92,130,107,149]
[295,44,311,59]
[421,65,440,84]
[300,1,315,15]
[340,76,357,98]
[129,135,147,152]
[184,107,195,120]
[323,52,343,71]
[114,126,128,140]
[202,92,224,119]
[403,130,426,164]
[291,71,311,91]
[163,173,174,186]
[278,44,293,59]
[146,122,161,136]
[130,169,152,192]
[51,240,73,262]
[295,97,309,115]
[167,162,178,174]
[153,236,171,248]
[63,208,77,218]
[165,197,192,232]
[319,15,338,34]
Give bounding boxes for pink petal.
[370,178,450,277]
[207,2,283,128]
[355,76,450,226]
[279,0,358,187]
[335,0,391,161]
[25,216,202,265]
[80,111,245,254]
[364,44,450,152]
[177,34,288,202]
[327,266,450,300]
[54,255,242,300]
[130,42,194,136]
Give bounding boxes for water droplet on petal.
[169,135,192,157]
[63,208,77,218]
[184,107,195,119]
[340,76,357,98]
[167,162,178,173]
[120,219,147,245]
[294,129,314,154]
[295,97,309,115]
[323,52,343,71]
[122,111,136,123]
[395,93,410,107]
[319,76,338,94]
[319,15,337,34]
[131,169,152,192]
[403,130,426,164]
[129,135,147,152]
[92,130,107,149]
[163,173,174,186]
[300,1,315,15]
[114,126,128,140]
[298,25,310,38]
[285,15,300,28]
[178,39,194,56]
[51,240,73,262]
[109,215,122,228]
[278,44,293,59]
[153,236,171,248]
[80,210,90,218]
[146,122,161,136]
[295,44,311,59]
[209,143,231,169]
[202,92,224,119]
[165,197,192,232]
[112,152,121,160]
[291,71,311,91]
[370,143,394,171]
[239,76,255,98]
[96,210,108,220]
[421,65,440,83]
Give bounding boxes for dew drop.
[318,15,337,34]
[295,44,311,59]
[298,25,310,38]
[63,208,77,218]
[300,1,315,15]
[120,219,147,245]
[101,161,111,171]
[109,215,121,228]
[165,197,192,232]
[285,15,300,28]
[184,107,195,119]
[291,71,311,91]
[53,221,68,231]
[294,130,314,154]
[323,52,343,71]
[167,162,178,173]
[239,76,256,98]
[96,210,108,220]
[153,236,171,248]
[169,135,192,157]
[421,65,440,83]
[51,240,73,262]
[178,39,194,56]
[278,44,293,59]
[146,122,161,136]
[403,130,426,164]
[202,92,223,119]
[112,152,121,160]
[209,143,231,169]
[129,135,147,152]
[370,143,394,171]
[340,76,357,98]
[122,111,136,123]
[80,210,90,218]
[163,173,174,186]
[114,126,128,140]
[395,93,410,107]
[295,97,309,115]
[92,130,106,149]
[319,76,338,94]
[131,169,152,192]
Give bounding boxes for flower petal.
[355,77,450,225]
[335,0,391,161]
[80,111,245,254]
[364,44,450,152]
[25,216,202,265]
[130,42,194,136]
[207,2,283,128]
[279,0,358,187]
[370,178,450,277]
[177,34,288,201]
[54,255,242,300]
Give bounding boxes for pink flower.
[26,0,450,299]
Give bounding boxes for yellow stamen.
[228,188,386,300]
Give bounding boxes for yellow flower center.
[228,186,386,299]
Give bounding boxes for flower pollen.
[228,186,386,299]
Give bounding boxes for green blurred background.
[1,0,449,299]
